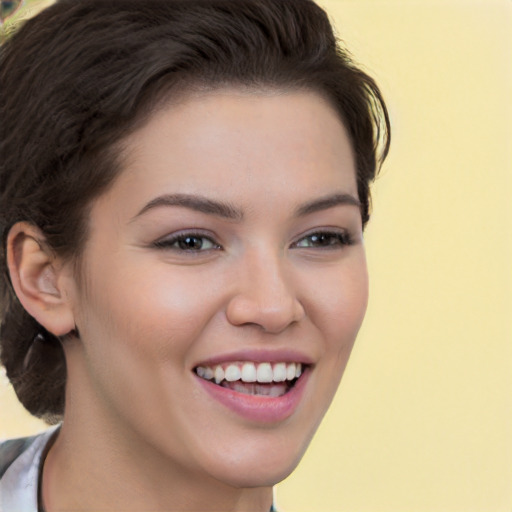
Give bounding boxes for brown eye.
[177,236,207,250]
[154,233,220,251]
[294,231,352,249]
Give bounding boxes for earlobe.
[6,222,76,337]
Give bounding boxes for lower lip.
[196,370,310,423]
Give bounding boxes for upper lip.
[193,349,315,369]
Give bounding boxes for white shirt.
[0,426,59,512]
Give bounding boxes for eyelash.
[291,230,354,250]
[152,229,354,253]
[153,231,220,252]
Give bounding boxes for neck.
[42,419,273,512]
[41,359,273,512]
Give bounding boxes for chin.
[213,457,302,489]
[194,429,314,489]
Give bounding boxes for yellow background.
[1,1,511,511]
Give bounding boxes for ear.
[6,222,76,337]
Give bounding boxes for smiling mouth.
[194,362,304,398]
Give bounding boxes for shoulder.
[0,434,41,479]
[0,427,59,512]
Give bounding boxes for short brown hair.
[0,0,390,422]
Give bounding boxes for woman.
[0,0,390,510]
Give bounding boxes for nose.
[226,250,305,333]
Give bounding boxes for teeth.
[224,364,241,382]
[269,386,284,397]
[214,365,225,384]
[256,362,273,383]
[273,363,287,382]
[228,382,288,397]
[203,366,214,380]
[241,362,257,382]
[233,382,249,394]
[196,361,306,385]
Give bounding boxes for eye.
[153,232,221,252]
[293,230,353,249]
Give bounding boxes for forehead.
[103,89,357,216]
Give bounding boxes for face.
[66,89,368,488]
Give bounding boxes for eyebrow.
[133,193,244,221]
[294,193,361,216]
[133,191,361,221]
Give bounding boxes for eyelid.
[151,226,355,253]
[152,229,222,251]
[290,227,354,249]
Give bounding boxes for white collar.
[0,426,59,512]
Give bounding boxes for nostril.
[225,294,304,333]
[225,256,305,332]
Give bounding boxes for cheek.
[126,263,225,340]
[76,258,224,365]
[298,254,368,427]
[308,254,369,352]
[71,261,218,433]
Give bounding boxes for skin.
[17,89,369,511]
